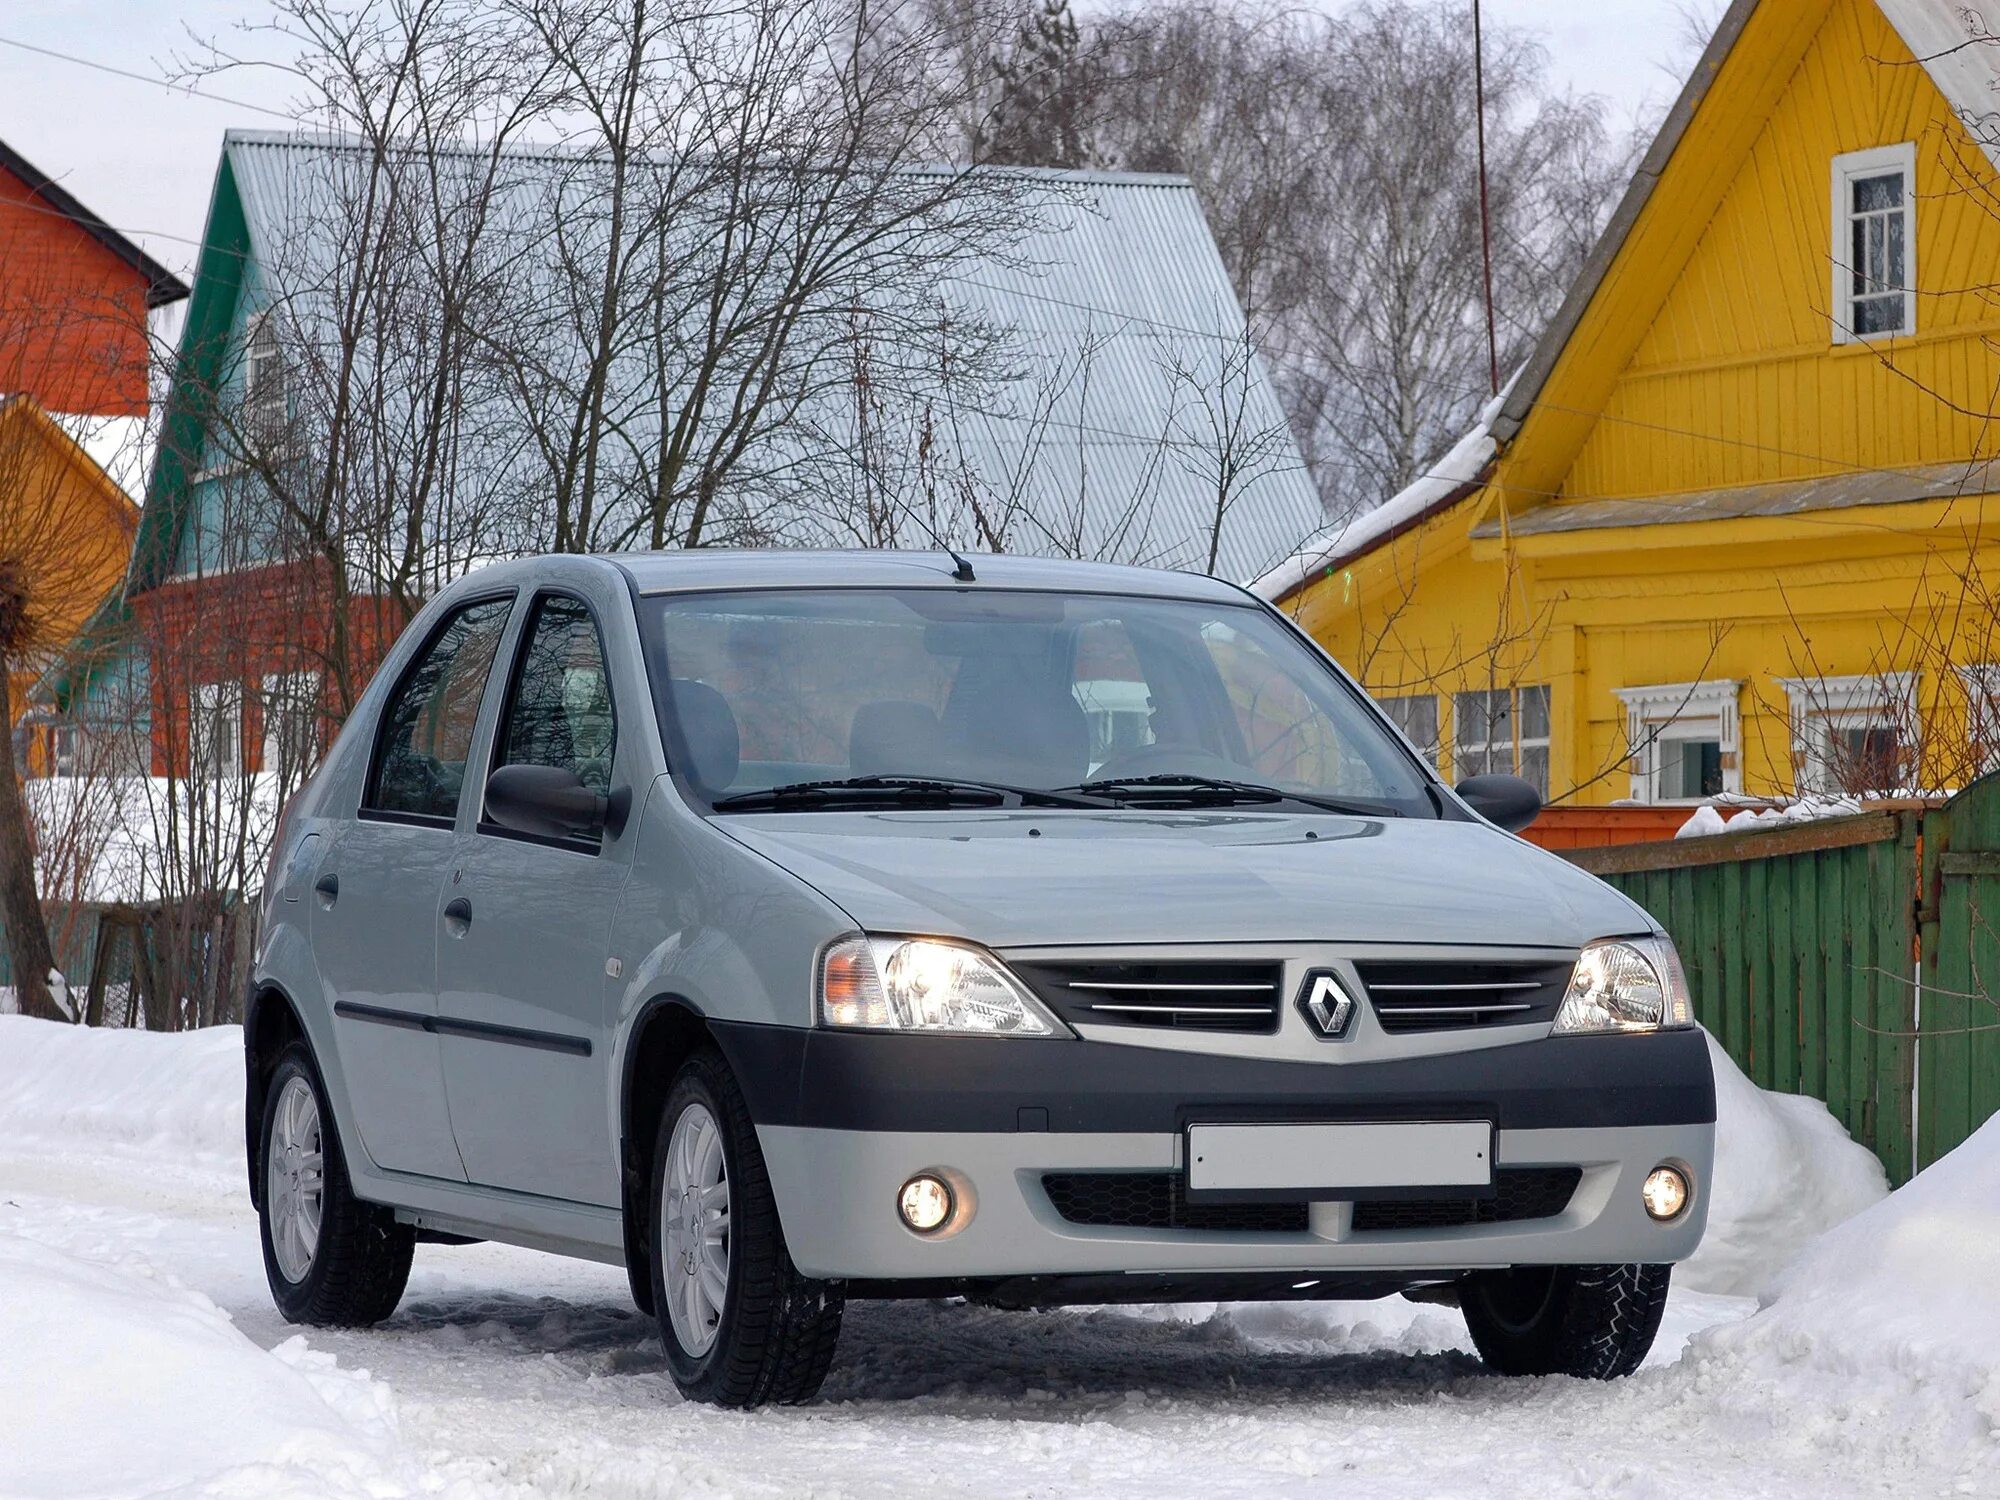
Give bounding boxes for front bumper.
[715,1024,1716,1284]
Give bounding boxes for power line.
[0,34,299,123]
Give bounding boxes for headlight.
[1553,936,1694,1034]
[818,936,1067,1036]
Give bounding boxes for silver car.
[248,550,1714,1406]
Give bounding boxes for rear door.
[434,587,634,1206]
[312,594,513,1181]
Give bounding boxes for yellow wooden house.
[1260,0,2000,806]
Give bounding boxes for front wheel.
[258,1042,414,1326]
[1460,1262,1671,1380]
[649,1048,844,1406]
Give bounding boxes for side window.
[495,595,616,800]
[366,597,512,822]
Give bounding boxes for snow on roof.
[49,414,149,502]
[1248,386,1507,603]
[1877,1,2000,174]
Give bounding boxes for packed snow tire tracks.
[649,1046,845,1406]
[261,1042,416,1328]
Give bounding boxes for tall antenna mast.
[1473,0,1501,396]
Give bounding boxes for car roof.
[600,548,1255,604]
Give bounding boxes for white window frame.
[1614,680,1741,803]
[1958,665,2000,776]
[1831,143,1916,344]
[191,680,244,779]
[241,310,288,438]
[261,670,322,776]
[1453,685,1551,795]
[1376,692,1440,769]
[1777,672,1916,795]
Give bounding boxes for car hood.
[716,809,1650,950]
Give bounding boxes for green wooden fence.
[1569,775,2000,1184]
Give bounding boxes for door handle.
[442,896,473,937]
[313,872,339,910]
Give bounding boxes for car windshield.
[638,587,1436,817]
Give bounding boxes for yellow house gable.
[1268,0,2000,807]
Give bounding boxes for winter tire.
[1461,1262,1671,1379]
[650,1047,844,1406]
[258,1041,415,1326]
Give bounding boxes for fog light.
[898,1173,954,1233]
[1642,1165,1690,1221]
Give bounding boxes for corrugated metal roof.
[220,130,1324,585]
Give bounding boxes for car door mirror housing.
[485,763,609,841]
[1454,773,1543,833]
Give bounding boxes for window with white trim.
[191,681,245,779]
[261,671,323,778]
[242,311,287,439]
[1615,680,1741,803]
[1959,665,2000,775]
[1832,144,1916,341]
[1376,693,1440,769]
[1777,673,1915,794]
[1454,685,1550,795]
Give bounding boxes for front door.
[314,594,513,1180]
[435,591,631,1207]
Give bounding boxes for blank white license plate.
[1185,1121,1493,1194]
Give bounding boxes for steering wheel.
[1088,743,1250,784]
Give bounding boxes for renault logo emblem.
[1297,970,1358,1039]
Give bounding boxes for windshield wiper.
[1065,773,1400,817]
[711,775,1110,812]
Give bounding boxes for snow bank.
[1684,1115,2000,1480]
[1250,388,1507,602]
[0,1231,406,1499]
[0,1015,244,1159]
[1682,1033,1888,1295]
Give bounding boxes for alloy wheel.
[266,1073,325,1284]
[661,1100,732,1357]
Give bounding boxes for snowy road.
[1,1018,1993,1499]
[0,1132,1982,1500]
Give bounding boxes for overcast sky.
[0,0,1698,284]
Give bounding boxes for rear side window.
[494,594,616,798]
[366,596,513,823]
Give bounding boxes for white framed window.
[1376,692,1440,769]
[190,681,245,779]
[1777,672,1916,795]
[242,311,287,439]
[261,671,323,777]
[1958,665,2000,775]
[1614,680,1741,803]
[1832,143,1916,342]
[49,723,82,777]
[1454,684,1550,795]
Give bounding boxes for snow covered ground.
[0,1016,1992,1499]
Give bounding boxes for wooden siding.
[1565,0,2000,501]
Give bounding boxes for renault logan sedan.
[247,550,1713,1406]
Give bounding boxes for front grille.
[1350,1167,1582,1232]
[1011,958,1284,1034]
[1353,956,1573,1034]
[1041,1173,1309,1233]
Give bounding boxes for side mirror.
[1455,773,1543,834]
[485,763,608,841]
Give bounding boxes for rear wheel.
[258,1042,415,1326]
[1461,1262,1670,1380]
[650,1048,843,1406]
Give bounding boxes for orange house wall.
[0,162,153,418]
[133,562,409,778]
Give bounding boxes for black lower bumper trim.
[708,1022,1716,1135]
[844,1271,1453,1308]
